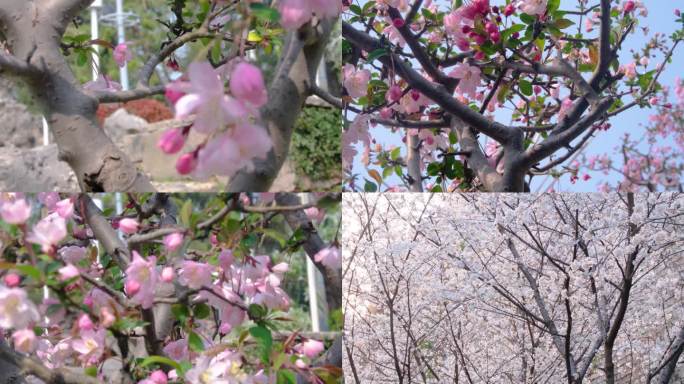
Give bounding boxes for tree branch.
[275,193,341,311]
[0,340,103,384]
[342,22,518,145]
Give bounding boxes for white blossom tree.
[343,192,684,383]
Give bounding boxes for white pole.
[90,5,100,81]
[42,117,49,146]
[116,0,129,90]
[93,198,103,264]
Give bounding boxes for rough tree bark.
[227,20,335,192]
[0,0,154,192]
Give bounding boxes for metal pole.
[116,0,129,90]
[90,4,100,81]
[42,117,49,146]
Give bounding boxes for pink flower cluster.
[160,61,272,178]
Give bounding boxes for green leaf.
[139,356,182,371]
[364,180,378,192]
[188,331,205,352]
[112,317,148,331]
[250,3,280,22]
[180,200,193,227]
[255,228,287,247]
[520,13,536,24]
[519,80,533,96]
[390,147,401,160]
[277,369,297,384]
[16,265,41,281]
[193,303,211,320]
[348,4,363,15]
[248,303,267,320]
[553,18,574,29]
[171,304,190,323]
[249,325,273,363]
[366,48,388,63]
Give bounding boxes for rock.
[103,108,150,143]
[0,78,43,149]
[0,144,78,191]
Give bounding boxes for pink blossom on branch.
[0,198,31,224]
[0,286,40,329]
[113,42,133,67]
[124,251,158,309]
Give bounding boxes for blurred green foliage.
[291,106,342,182]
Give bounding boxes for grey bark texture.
[0,0,154,192]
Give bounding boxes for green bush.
[291,106,341,181]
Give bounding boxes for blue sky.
[348,0,684,191]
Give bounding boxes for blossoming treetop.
[342,0,684,192]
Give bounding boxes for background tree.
[343,193,684,383]
[342,0,683,192]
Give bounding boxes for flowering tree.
[0,0,340,192]
[342,0,684,192]
[343,193,684,383]
[581,76,684,191]
[0,192,342,383]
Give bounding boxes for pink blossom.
[272,262,289,275]
[163,338,189,361]
[12,328,37,353]
[343,64,371,99]
[158,128,186,154]
[124,251,158,309]
[218,249,235,271]
[314,246,341,269]
[113,43,133,67]
[178,261,214,289]
[558,97,574,121]
[165,81,186,105]
[304,207,325,223]
[387,84,403,102]
[460,0,490,20]
[199,284,246,334]
[3,273,20,288]
[58,264,80,281]
[0,286,40,329]
[518,0,547,16]
[620,62,638,80]
[55,199,74,219]
[0,198,31,224]
[118,218,140,234]
[163,232,184,252]
[161,267,175,283]
[71,328,105,364]
[27,213,67,253]
[229,62,268,108]
[623,0,635,13]
[279,0,309,30]
[77,314,94,331]
[174,62,246,134]
[448,63,482,98]
[295,339,325,358]
[139,370,168,384]
[279,0,340,29]
[176,153,197,175]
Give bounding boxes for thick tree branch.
[78,195,131,269]
[227,20,335,191]
[275,193,341,311]
[0,340,103,384]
